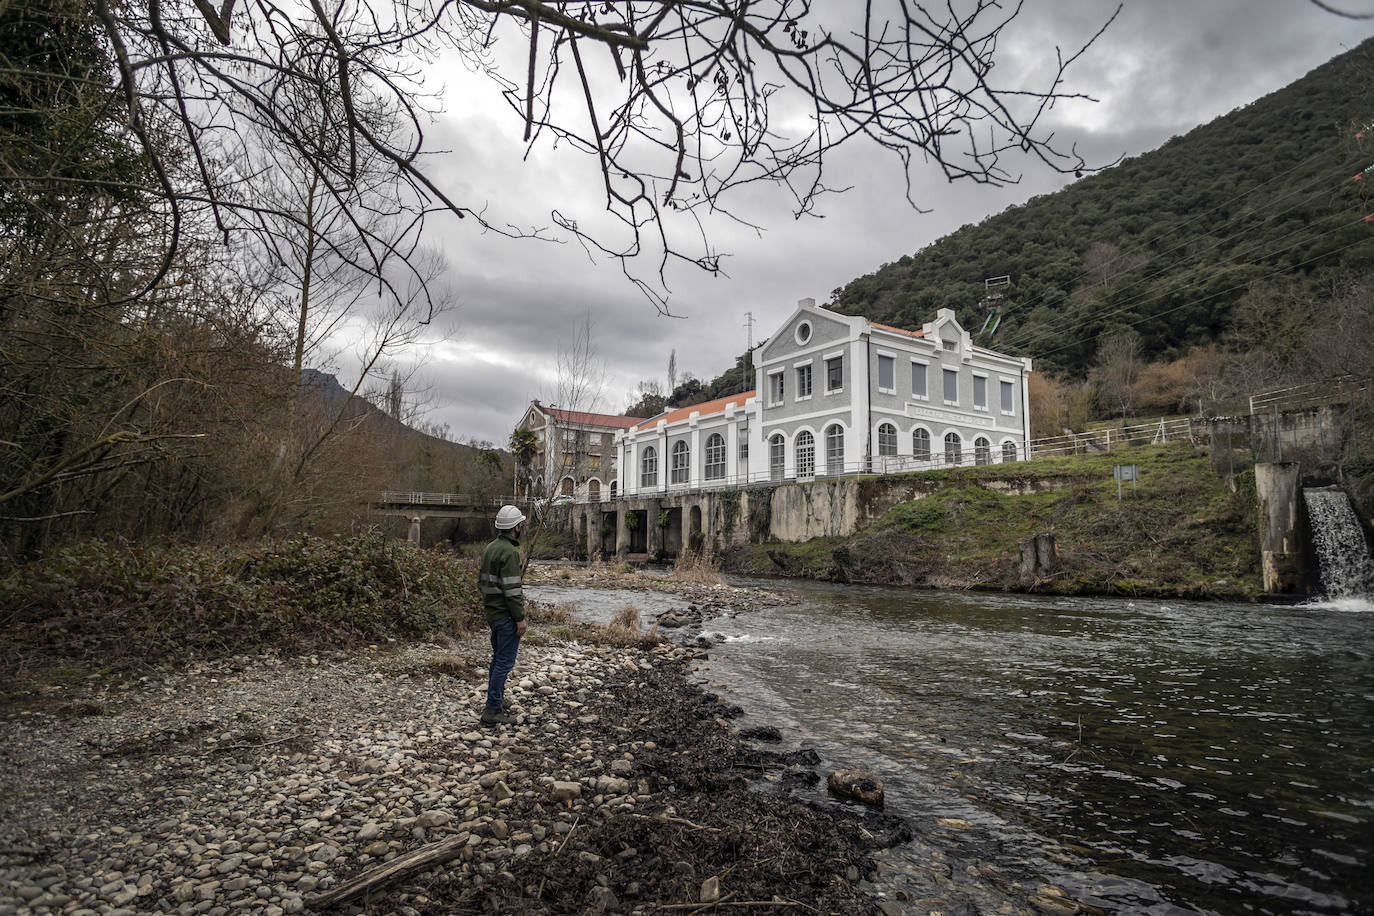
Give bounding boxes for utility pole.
[743,311,756,381]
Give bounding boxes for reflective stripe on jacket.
[479,533,525,622]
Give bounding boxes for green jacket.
[479,533,525,622]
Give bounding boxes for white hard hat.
[495,505,526,530]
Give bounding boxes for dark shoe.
[480,707,514,727]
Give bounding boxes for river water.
[527,579,1374,915]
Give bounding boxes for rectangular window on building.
[589,454,601,471]
[877,355,895,393]
[738,441,748,460]
[796,364,812,398]
[911,361,927,399]
[670,442,690,484]
[974,375,988,410]
[943,368,958,404]
[826,357,843,392]
[1000,379,1015,414]
[769,371,785,406]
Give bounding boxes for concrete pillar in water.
[646,501,664,558]
[1255,462,1305,594]
[408,516,422,545]
[615,507,629,560]
[585,510,599,558]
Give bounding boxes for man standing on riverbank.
[478,505,528,726]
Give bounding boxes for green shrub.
[0,532,483,671]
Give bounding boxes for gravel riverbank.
[1,633,903,915]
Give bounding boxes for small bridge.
[376,492,541,543]
[376,491,517,518]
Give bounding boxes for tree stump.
[1019,532,1057,586]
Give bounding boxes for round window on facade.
[795,320,812,345]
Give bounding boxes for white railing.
[380,491,483,506]
[1025,417,1194,459]
[386,418,1199,507]
[617,452,1025,499]
[381,492,552,507]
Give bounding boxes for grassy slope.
[721,443,1263,599]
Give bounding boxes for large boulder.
[826,769,884,807]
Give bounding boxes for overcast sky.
[395,1,1374,448]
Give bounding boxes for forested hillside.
[830,39,1374,380]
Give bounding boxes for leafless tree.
[1093,327,1144,421]
[543,310,610,499]
[18,0,1121,316]
[1081,241,1148,291]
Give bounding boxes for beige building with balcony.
[515,401,646,502]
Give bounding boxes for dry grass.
[601,604,662,647]
[670,551,725,586]
[529,601,577,625]
[427,654,475,678]
[607,604,642,639]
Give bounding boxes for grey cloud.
[411,2,1374,447]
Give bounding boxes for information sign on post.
[1113,464,1139,499]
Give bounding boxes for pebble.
[0,641,692,914]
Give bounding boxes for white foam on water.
[1301,596,1374,613]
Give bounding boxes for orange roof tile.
[547,407,645,428]
[633,391,755,431]
[870,321,925,340]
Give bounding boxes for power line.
[1000,148,1372,353]
[1031,222,1373,361]
[1007,195,1367,355]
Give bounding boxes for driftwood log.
[307,833,467,910]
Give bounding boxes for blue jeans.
[486,616,522,711]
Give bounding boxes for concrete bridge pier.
[646,500,663,558]
[408,516,422,545]
[582,508,600,559]
[615,508,630,560]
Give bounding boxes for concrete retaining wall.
[583,472,1084,558]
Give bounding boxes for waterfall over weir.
[1303,486,1374,601]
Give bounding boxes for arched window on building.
[1002,441,1018,463]
[610,481,618,500]
[640,446,657,488]
[560,477,574,496]
[769,434,786,481]
[671,440,690,484]
[825,425,845,472]
[944,432,962,465]
[795,430,815,478]
[877,422,897,457]
[587,479,601,501]
[704,433,726,480]
[974,437,991,466]
[913,427,931,461]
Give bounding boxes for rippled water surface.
[529,580,1374,914]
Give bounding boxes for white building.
[617,299,1031,496]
